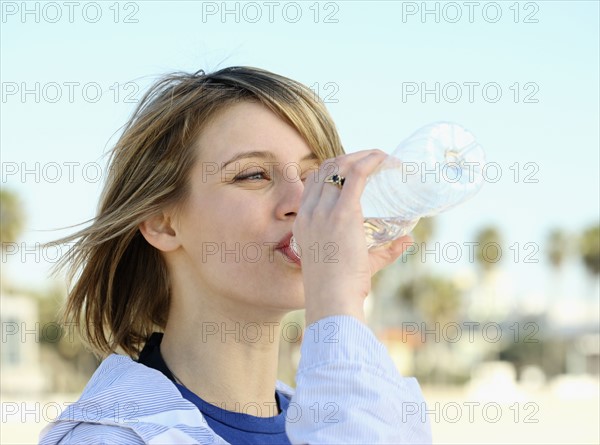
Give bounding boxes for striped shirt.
[39,315,432,444]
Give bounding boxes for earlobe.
[139,213,180,252]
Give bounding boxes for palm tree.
[470,226,503,321]
[371,217,436,289]
[369,217,437,328]
[1,189,26,291]
[0,188,25,246]
[474,226,502,273]
[546,229,569,305]
[547,229,569,270]
[397,274,462,322]
[579,225,600,301]
[400,216,436,315]
[395,272,463,384]
[579,225,600,277]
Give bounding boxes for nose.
[275,173,305,220]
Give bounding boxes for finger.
[311,149,387,223]
[369,235,414,275]
[314,149,380,184]
[370,234,414,253]
[386,234,415,257]
[336,151,388,210]
[300,150,382,216]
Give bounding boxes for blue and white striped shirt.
[39,315,432,444]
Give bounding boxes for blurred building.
[1,290,48,394]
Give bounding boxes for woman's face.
[170,101,319,317]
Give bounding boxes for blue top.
[136,331,292,444]
[175,384,292,445]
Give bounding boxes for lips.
[276,232,294,250]
[276,232,301,266]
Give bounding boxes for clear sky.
[1,1,599,306]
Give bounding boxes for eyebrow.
[220,150,319,171]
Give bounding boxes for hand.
[293,149,414,325]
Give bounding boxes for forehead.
[195,101,314,164]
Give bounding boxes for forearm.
[287,315,432,445]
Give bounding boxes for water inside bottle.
[364,217,419,249]
[360,163,422,249]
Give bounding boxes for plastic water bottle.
[291,122,485,256]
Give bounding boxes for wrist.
[304,298,366,326]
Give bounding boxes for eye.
[300,166,319,183]
[234,170,270,182]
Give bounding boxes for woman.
[39,66,432,444]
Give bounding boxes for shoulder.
[78,353,178,400]
[40,354,220,445]
[56,423,143,445]
[69,353,203,421]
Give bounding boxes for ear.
[139,212,180,252]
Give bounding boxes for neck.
[160,297,286,417]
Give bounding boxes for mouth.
[276,232,302,266]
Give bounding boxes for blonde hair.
[54,66,344,358]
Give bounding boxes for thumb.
[368,235,414,276]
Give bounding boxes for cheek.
[184,195,268,255]
[183,193,232,231]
